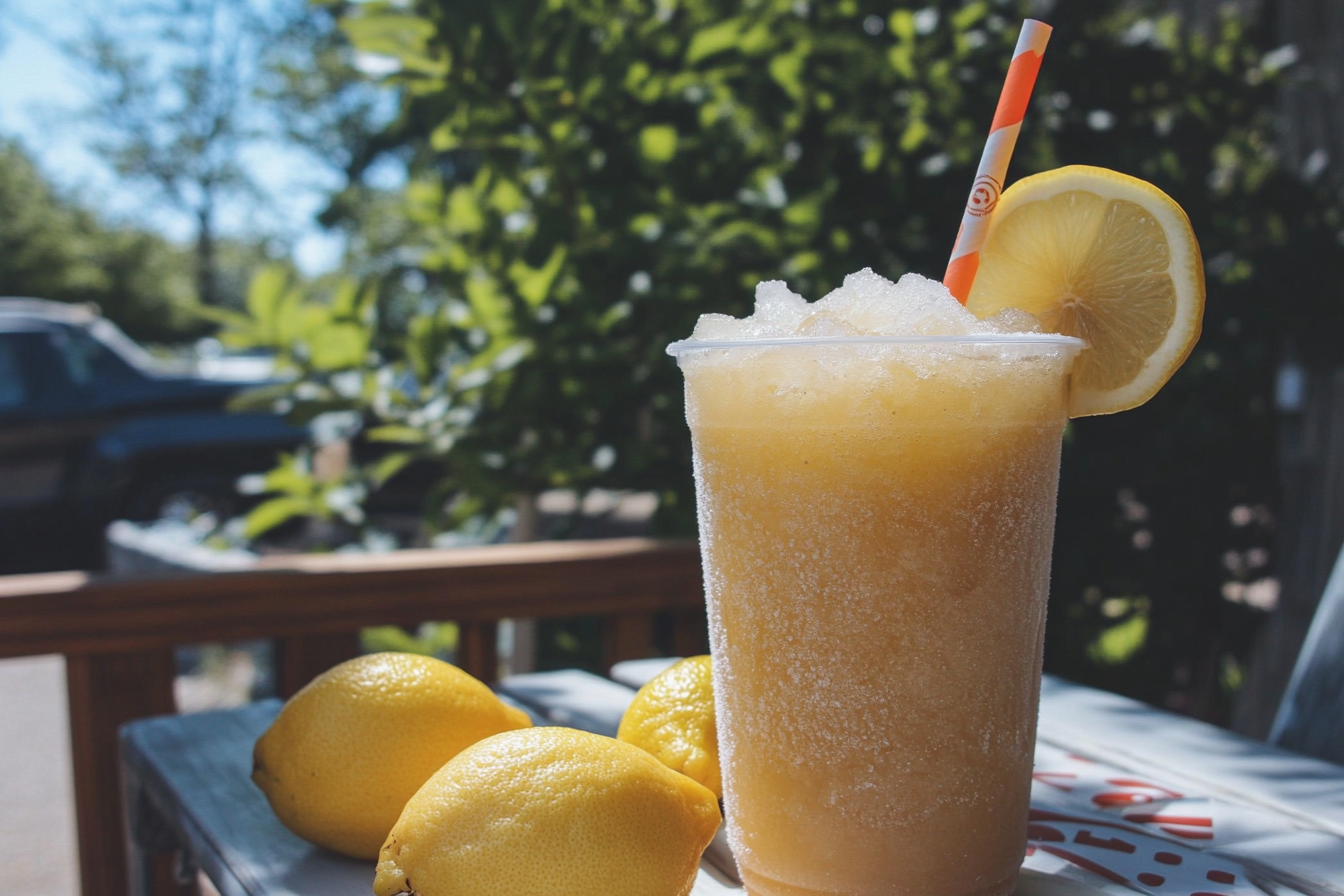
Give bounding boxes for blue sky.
[0,0,347,275]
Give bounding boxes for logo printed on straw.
[967,175,1002,217]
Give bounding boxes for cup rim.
[666,333,1087,356]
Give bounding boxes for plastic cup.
[668,333,1083,896]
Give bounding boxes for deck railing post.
[274,633,363,697]
[66,648,177,896]
[456,621,499,684]
[669,607,710,658]
[605,613,656,668]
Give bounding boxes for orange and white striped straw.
[944,19,1052,304]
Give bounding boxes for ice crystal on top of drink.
[690,268,1042,340]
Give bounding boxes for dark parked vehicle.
[0,299,302,573]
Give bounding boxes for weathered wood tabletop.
[120,666,1344,896]
[119,664,739,896]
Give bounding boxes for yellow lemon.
[966,165,1205,417]
[617,655,721,798]
[251,652,531,859]
[374,727,721,896]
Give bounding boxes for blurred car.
[0,298,303,573]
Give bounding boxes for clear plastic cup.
[669,333,1083,896]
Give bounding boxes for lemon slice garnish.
[966,165,1205,417]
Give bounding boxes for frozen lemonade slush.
[670,270,1083,896]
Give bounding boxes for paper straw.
[944,19,1052,304]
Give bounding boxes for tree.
[67,0,303,307]
[258,1,398,186]
[0,136,313,341]
[258,1,427,316]
[0,137,204,341]
[228,0,1342,720]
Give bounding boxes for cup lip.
[666,332,1086,356]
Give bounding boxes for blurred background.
[1,0,1342,891]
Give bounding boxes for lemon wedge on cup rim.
[965,165,1205,417]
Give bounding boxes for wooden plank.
[274,634,362,699]
[669,607,710,657]
[67,648,177,896]
[0,539,702,659]
[604,612,656,668]
[121,701,370,896]
[455,621,498,685]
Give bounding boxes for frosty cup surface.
[670,334,1082,896]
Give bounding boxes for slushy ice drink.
[669,270,1082,896]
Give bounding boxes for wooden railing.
[0,538,706,896]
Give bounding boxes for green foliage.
[209,265,378,374]
[322,0,1051,531]
[232,0,1342,722]
[236,449,367,538]
[0,139,206,342]
[361,621,459,659]
[69,0,350,310]
[217,265,524,534]
[1085,596,1150,666]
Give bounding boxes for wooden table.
[120,667,1344,896]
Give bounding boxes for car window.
[89,318,162,374]
[49,326,138,388]
[0,336,30,412]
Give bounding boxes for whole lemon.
[374,727,721,896]
[252,652,531,859]
[617,655,721,797]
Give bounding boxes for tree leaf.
[262,457,316,497]
[769,52,805,101]
[246,265,290,334]
[508,244,568,307]
[1087,614,1149,666]
[888,9,915,42]
[331,280,362,318]
[739,22,773,55]
[898,119,928,153]
[489,178,527,214]
[339,11,447,77]
[446,185,484,234]
[244,496,315,539]
[465,273,513,337]
[226,383,293,413]
[308,322,369,371]
[888,43,915,79]
[640,124,678,163]
[370,451,414,485]
[687,18,743,64]
[367,425,428,444]
[950,2,987,32]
